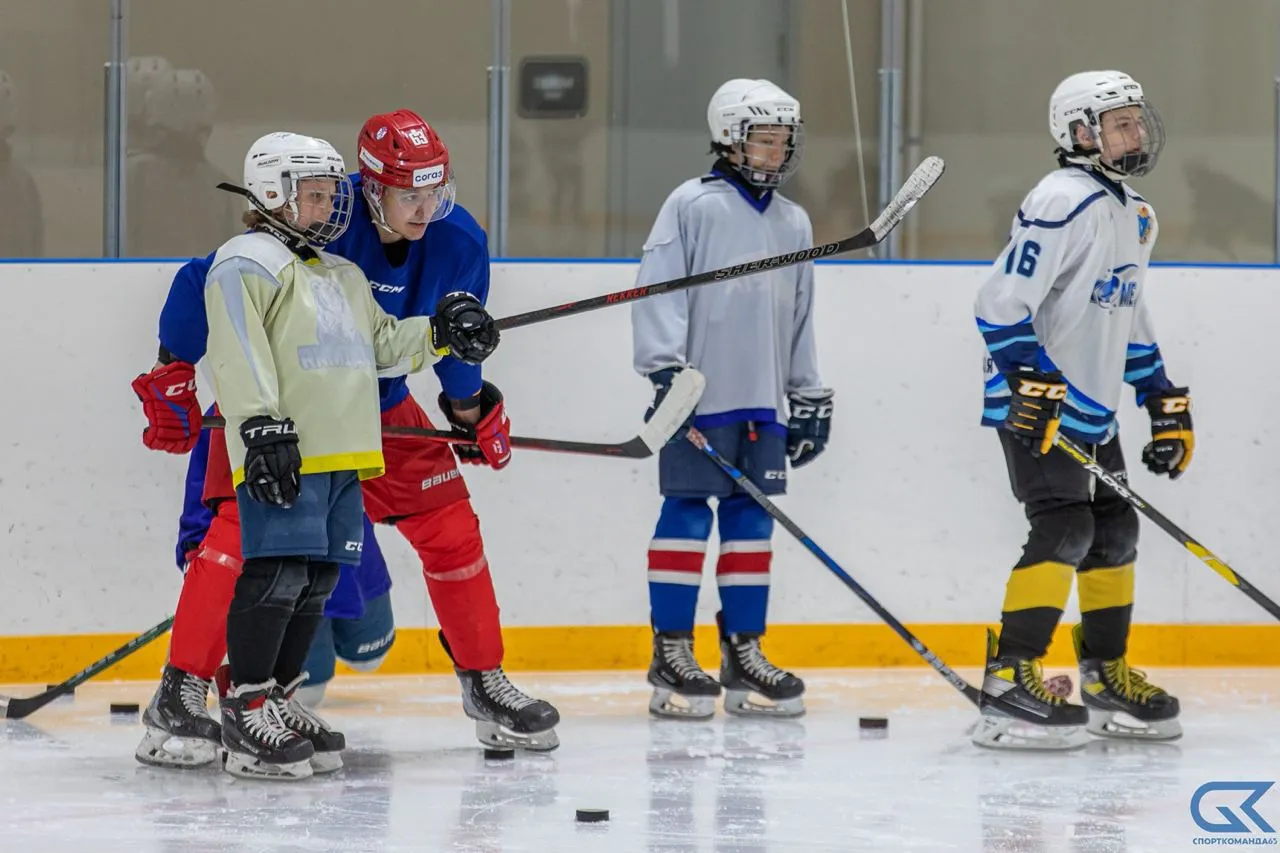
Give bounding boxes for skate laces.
[480,668,536,711]
[661,635,712,682]
[1103,658,1164,703]
[735,637,786,687]
[243,695,296,747]
[276,693,331,736]
[179,673,214,719]
[1016,659,1064,706]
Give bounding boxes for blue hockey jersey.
[157,172,491,408]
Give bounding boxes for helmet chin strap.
[216,182,313,253]
[1060,151,1132,183]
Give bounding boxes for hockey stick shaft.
[1053,434,1280,622]
[494,156,945,331]
[684,428,982,706]
[0,615,175,719]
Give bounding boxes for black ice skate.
[134,664,222,769]
[278,673,347,772]
[648,630,721,720]
[973,628,1089,751]
[718,615,805,718]
[215,666,314,780]
[440,631,560,751]
[1072,624,1182,741]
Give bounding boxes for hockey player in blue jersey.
[972,71,1190,750]
[632,79,833,719]
[131,110,560,768]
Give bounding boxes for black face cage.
[1071,101,1165,178]
[715,118,805,190]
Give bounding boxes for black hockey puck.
[858,716,888,730]
[483,748,515,761]
[109,702,140,715]
[576,808,609,823]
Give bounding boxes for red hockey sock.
[168,504,242,679]
[396,501,504,671]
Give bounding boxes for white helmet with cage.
[1049,70,1164,180]
[706,78,803,189]
[242,132,353,246]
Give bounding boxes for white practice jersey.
[631,170,829,428]
[974,165,1174,443]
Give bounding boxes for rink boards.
[1,260,1277,680]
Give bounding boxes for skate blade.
[649,687,717,721]
[134,727,220,769]
[971,713,1090,752]
[1086,708,1183,741]
[723,689,805,719]
[309,750,344,773]
[475,721,560,752]
[222,750,314,781]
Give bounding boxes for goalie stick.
[494,156,946,331]
[0,615,175,720]
[1053,434,1280,622]
[202,368,706,460]
[684,427,982,708]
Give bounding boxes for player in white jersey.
[971,71,1192,750]
[631,79,832,719]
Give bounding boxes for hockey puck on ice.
[109,702,140,715]
[483,748,515,761]
[576,808,609,823]
[858,716,888,730]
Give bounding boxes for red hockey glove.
[131,361,201,454]
[439,382,512,470]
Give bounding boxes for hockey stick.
[684,427,982,707]
[202,368,706,460]
[0,615,175,720]
[1053,434,1280,622]
[494,156,946,331]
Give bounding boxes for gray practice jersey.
[974,166,1174,443]
[631,172,829,427]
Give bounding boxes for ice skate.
[215,667,314,780]
[648,630,721,720]
[718,616,805,718]
[1072,624,1182,741]
[973,629,1090,751]
[134,664,222,769]
[277,673,346,772]
[441,631,560,751]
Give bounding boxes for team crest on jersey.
[1136,205,1153,244]
[1091,265,1139,311]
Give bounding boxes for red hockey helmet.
[358,109,450,190]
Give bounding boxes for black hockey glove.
[787,390,833,468]
[431,292,500,365]
[239,415,302,508]
[1002,368,1067,456]
[646,366,695,444]
[1141,386,1194,480]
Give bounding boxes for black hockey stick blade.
[495,156,946,331]
[199,368,707,460]
[1053,435,1280,622]
[0,615,175,720]
[685,427,983,707]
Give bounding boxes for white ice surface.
[0,668,1277,852]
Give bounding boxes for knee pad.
[293,681,328,709]
[231,556,310,614]
[341,651,390,673]
[1022,501,1095,568]
[334,592,396,670]
[296,561,341,617]
[396,500,486,577]
[717,494,773,541]
[655,496,713,541]
[1085,500,1139,568]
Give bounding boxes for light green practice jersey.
[204,231,444,486]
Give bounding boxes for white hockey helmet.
[242,132,353,246]
[143,68,217,135]
[706,78,804,189]
[1049,70,1164,179]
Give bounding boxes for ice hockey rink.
[1,667,1275,852]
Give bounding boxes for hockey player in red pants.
[131,110,560,765]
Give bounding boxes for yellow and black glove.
[1141,387,1194,480]
[1003,368,1067,456]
